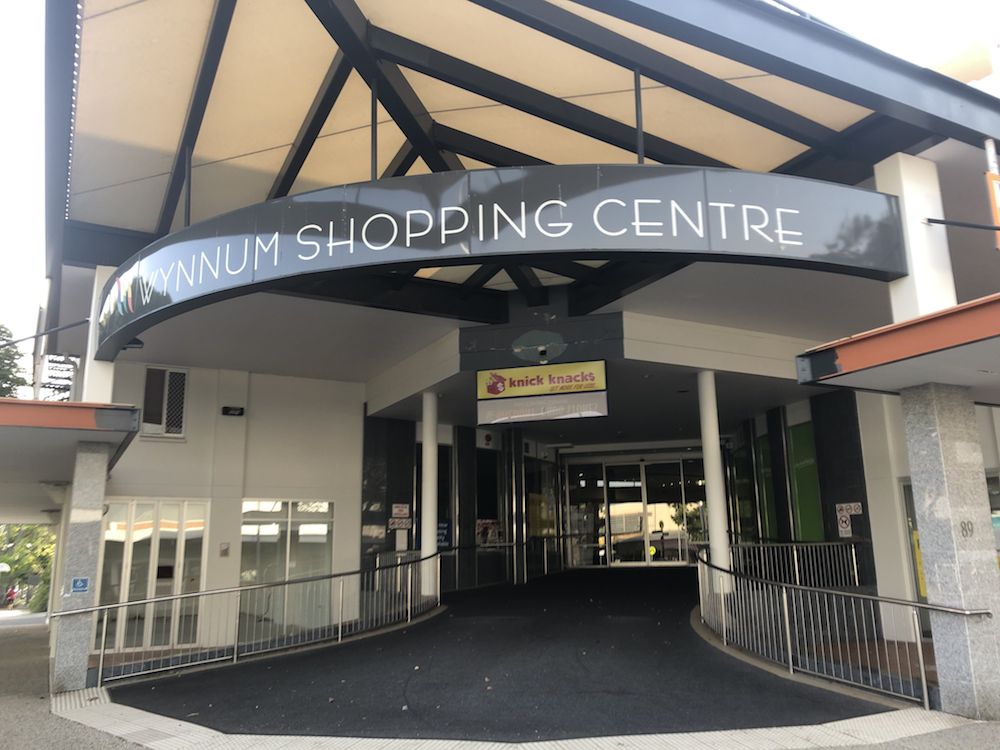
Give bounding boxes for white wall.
[108,363,366,591]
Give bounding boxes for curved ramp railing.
[697,551,991,708]
[52,551,445,686]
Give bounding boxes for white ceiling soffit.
[70,0,215,231]
[612,262,893,342]
[116,292,461,383]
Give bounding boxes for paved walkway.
[4,572,1000,749]
[0,612,138,749]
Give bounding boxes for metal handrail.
[731,540,869,548]
[699,550,991,617]
[51,551,445,619]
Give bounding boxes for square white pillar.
[874,153,957,322]
[81,265,116,403]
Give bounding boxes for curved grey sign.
[97,165,904,359]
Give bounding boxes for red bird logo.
[485,372,506,395]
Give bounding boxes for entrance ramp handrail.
[730,539,866,589]
[51,537,571,688]
[696,550,990,709]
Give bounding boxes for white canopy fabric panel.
[70,0,215,231]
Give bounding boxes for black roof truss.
[472,0,838,152]
[369,26,730,168]
[304,0,462,172]
[269,50,353,200]
[154,0,236,236]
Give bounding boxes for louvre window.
[142,367,187,436]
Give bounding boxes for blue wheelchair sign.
[71,577,90,594]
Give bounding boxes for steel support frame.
[576,0,1000,146]
[304,0,462,173]
[472,0,838,151]
[369,26,728,168]
[154,0,236,236]
[269,50,353,199]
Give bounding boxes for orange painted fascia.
[809,292,1000,379]
[0,399,130,430]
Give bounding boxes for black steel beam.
[473,0,837,151]
[461,263,503,292]
[433,124,549,167]
[304,0,462,173]
[273,272,507,324]
[776,114,938,184]
[154,0,236,236]
[370,27,729,168]
[62,221,158,268]
[504,265,548,307]
[528,260,595,281]
[381,140,419,178]
[574,0,1000,145]
[567,259,689,315]
[269,51,353,199]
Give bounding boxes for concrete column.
[81,265,116,403]
[698,370,731,571]
[873,153,957,322]
[51,442,110,693]
[420,392,438,597]
[900,383,1000,719]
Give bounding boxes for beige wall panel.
[403,70,495,113]
[435,102,640,165]
[84,1,144,17]
[291,121,407,194]
[407,158,432,176]
[459,157,495,171]
[70,174,169,233]
[360,0,630,99]
[318,72,389,137]
[733,76,871,132]
[638,81,807,171]
[243,373,365,574]
[108,362,218,498]
[545,0,869,133]
[545,0,761,80]
[190,147,290,224]
[72,0,213,194]
[195,0,337,164]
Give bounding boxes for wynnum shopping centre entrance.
[15,0,1000,729]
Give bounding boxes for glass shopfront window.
[239,500,334,635]
[96,499,209,651]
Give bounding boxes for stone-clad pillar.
[51,442,110,693]
[900,383,1000,719]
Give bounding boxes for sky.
[0,0,996,378]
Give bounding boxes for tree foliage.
[0,524,56,583]
[0,324,28,397]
